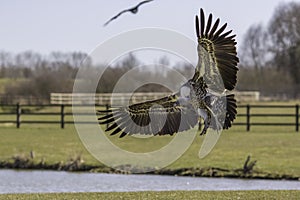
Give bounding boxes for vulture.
[103,0,154,26]
[99,9,239,138]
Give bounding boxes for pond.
[0,170,299,194]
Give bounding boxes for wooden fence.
[50,91,260,105]
[0,103,299,132]
[235,104,299,132]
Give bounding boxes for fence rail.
[0,103,299,132]
[50,91,260,105]
[237,104,299,132]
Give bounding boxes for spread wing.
[103,0,154,26]
[136,0,154,7]
[103,10,130,26]
[98,94,198,138]
[192,9,239,92]
[190,9,239,158]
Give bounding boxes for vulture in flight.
[103,0,154,26]
[99,9,239,138]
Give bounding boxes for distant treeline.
[0,51,84,100]
[0,51,195,103]
[0,49,297,103]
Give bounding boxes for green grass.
[1,190,300,200]
[0,125,300,176]
[0,126,99,165]
[0,78,10,93]
[0,78,26,93]
[0,102,299,176]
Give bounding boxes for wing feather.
[213,23,227,39]
[193,9,239,91]
[106,123,118,131]
[98,94,198,137]
[205,14,213,37]
[200,9,205,36]
[111,127,123,136]
[209,18,220,38]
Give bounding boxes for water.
[0,170,299,194]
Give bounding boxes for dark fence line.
[237,104,299,132]
[0,104,299,132]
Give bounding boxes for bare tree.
[15,51,42,68]
[0,51,12,78]
[240,24,268,70]
[0,51,13,68]
[268,2,300,97]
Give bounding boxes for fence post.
[296,104,299,132]
[60,104,65,129]
[16,103,21,128]
[246,104,250,131]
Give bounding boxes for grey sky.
[0,0,298,55]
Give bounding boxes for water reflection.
[0,170,299,194]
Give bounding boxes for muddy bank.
[0,153,299,181]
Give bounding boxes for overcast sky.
[0,0,298,56]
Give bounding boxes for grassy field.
[0,124,300,176]
[0,78,25,94]
[0,102,300,175]
[1,190,300,200]
[0,78,10,93]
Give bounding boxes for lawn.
[0,78,10,93]
[1,190,300,200]
[0,78,25,94]
[0,124,299,176]
[0,102,299,176]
